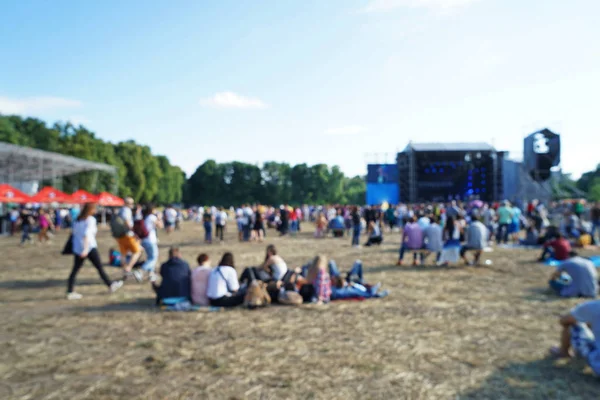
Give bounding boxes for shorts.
[571,323,596,359]
[117,235,141,255]
[165,221,174,228]
[508,221,520,234]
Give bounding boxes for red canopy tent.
[30,187,70,203]
[69,189,99,204]
[97,192,125,207]
[0,184,32,204]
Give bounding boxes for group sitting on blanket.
[151,244,388,309]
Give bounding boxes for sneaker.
[396,260,403,266]
[149,272,158,283]
[66,292,83,300]
[132,270,143,283]
[110,280,124,293]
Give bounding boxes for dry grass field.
[1,222,600,400]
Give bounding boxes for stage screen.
[366,183,399,205]
[414,151,495,201]
[367,164,398,184]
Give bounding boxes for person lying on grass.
[550,300,600,376]
[548,256,598,298]
[328,259,388,300]
[298,258,388,301]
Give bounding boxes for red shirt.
[545,238,571,260]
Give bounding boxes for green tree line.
[184,160,366,206]
[0,115,185,204]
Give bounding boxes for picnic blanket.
[544,255,600,268]
[160,297,223,312]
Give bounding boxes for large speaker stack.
[523,129,561,182]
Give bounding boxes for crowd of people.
[5,195,600,377]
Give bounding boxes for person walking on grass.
[112,197,143,282]
[67,203,123,300]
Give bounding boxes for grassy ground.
[1,223,600,400]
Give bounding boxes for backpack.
[133,219,149,239]
[110,216,129,238]
[242,268,271,309]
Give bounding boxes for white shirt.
[143,214,158,244]
[119,207,133,227]
[72,216,97,255]
[165,208,177,223]
[206,266,240,299]
[217,211,228,226]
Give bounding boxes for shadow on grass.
[367,264,457,274]
[459,358,599,399]
[0,278,99,290]
[72,297,157,312]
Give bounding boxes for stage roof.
[0,142,117,183]
[402,142,496,152]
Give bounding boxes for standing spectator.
[215,206,227,243]
[67,203,123,300]
[203,207,213,244]
[592,202,600,245]
[351,206,362,248]
[164,205,177,234]
[140,204,161,282]
[496,201,513,244]
[9,207,19,236]
[19,208,33,245]
[38,208,53,243]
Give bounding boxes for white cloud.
[0,96,82,115]
[362,0,479,13]
[324,125,366,136]
[199,91,268,109]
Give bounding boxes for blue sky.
[1,0,599,178]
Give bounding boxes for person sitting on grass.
[301,255,331,304]
[549,300,600,376]
[206,252,244,308]
[261,244,288,281]
[460,216,488,266]
[364,221,383,247]
[191,253,212,306]
[397,217,424,266]
[548,256,598,298]
[152,247,191,305]
[423,215,443,264]
[539,233,573,262]
[519,225,539,246]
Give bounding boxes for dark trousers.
[204,221,212,242]
[365,236,383,246]
[67,248,112,293]
[496,223,509,244]
[216,225,224,241]
[21,225,31,244]
[399,245,424,262]
[352,226,361,246]
[210,293,244,308]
